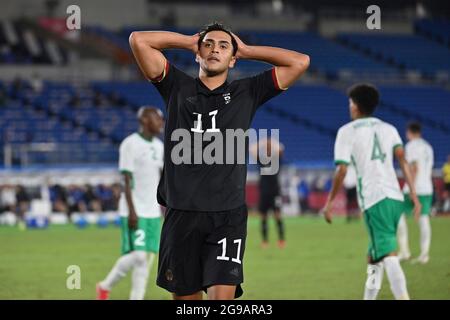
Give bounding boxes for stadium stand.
[0,20,68,64]
[414,18,450,47]
[337,33,450,79]
[1,19,449,168]
[2,78,448,167]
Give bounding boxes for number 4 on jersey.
[371,133,386,163]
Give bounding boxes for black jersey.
[153,61,284,211]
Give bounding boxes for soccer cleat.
[260,241,269,249]
[411,255,429,265]
[96,283,110,300]
[277,240,286,249]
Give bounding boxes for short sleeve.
[152,61,186,105]
[334,126,352,166]
[250,68,285,109]
[405,142,419,163]
[119,139,134,174]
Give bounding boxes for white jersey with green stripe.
[402,138,434,195]
[334,117,404,211]
[118,133,164,218]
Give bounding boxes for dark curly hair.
[198,22,238,56]
[347,83,380,116]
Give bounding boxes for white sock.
[100,252,136,291]
[129,251,153,300]
[419,215,431,258]
[363,262,384,300]
[383,256,410,300]
[397,215,410,258]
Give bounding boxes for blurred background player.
[343,164,360,222]
[397,122,434,264]
[250,138,286,249]
[96,107,164,300]
[322,84,421,300]
[16,185,30,230]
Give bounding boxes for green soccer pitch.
[1,215,449,299]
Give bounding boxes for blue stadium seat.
[338,33,450,78]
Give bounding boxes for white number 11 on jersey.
[191,109,220,133]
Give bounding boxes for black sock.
[261,219,268,242]
[276,219,285,241]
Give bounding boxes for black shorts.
[157,205,248,298]
[259,193,281,214]
[345,187,358,210]
[346,187,357,200]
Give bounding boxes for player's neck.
[198,69,228,91]
[354,114,372,120]
[138,130,153,142]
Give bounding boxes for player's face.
[142,111,164,135]
[196,31,236,76]
[406,129,413,141]
[349,98,358,120]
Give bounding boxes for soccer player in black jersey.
[129,22,309,300]
[250,138,286,249]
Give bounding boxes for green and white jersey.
[402,138,434,195]
[334,117,404,211]
[119,133,164,218]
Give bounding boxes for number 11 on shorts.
[217,238,242,264]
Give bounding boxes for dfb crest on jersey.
[223,93,231,104]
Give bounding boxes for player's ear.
[195,53,200,64]
[228,55,236,68]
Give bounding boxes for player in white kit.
[96,107,164,300]
[397,122,434,264]
[322,84,421,300]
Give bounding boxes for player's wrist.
[175,33,199,53]
[237,44,253,59]
[185,34,199,53]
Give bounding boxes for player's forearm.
[327,165,347,203]
[130,31,197,80]
[130,31,196,51]
[400,159,417,198]
[123,175,137,214]
[124,189,136,214]
[411,163,418,185]
[240,45,309,69]
[239,45,309,88]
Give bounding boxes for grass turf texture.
[1,215,449,299]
